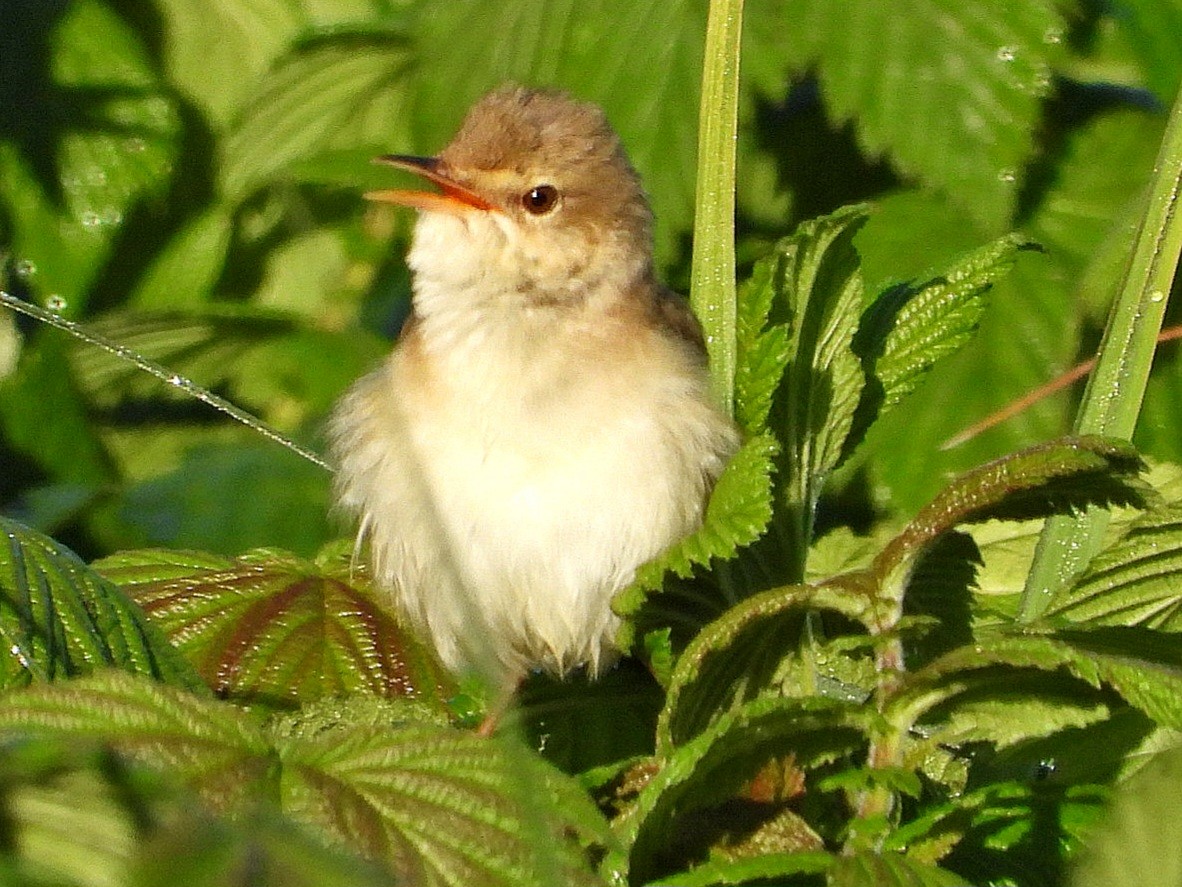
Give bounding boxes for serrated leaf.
[0,518,204,692]
[875,436,1149,590]
[616,434,778,626]
[898,627,1182,730]
[412,0,707,264]
[735,241,793,434]
[0,672,269,808]
[780,203,869,481]
[0,675,612,887]
[658,578,876,753]
[610,696,871,886]
[1047,504,1182,628]
[829,851,967,887]
[653,851,835,886]
[222,27,415,199]
[783,0,1063,228]
[95,546,451,712]
[855,234,1037,418]
[274,710,611,887]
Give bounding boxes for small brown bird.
[331,86,738,689]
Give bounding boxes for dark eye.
[522,184,559,215]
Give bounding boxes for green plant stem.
[690,0,744,417]
[1020,87,1182,621]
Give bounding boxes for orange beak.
[364,155,495,214]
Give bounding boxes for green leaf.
[412,0,707,264]
[0,0,182,308]
[1115,0,1182,105]
[152,0,307,129]
[95,545,452,713]
[736,233,796,435]
[657,578,876,752]
[0,672,268,807]
[777,204,869,580]
[0,674,612,887]
[1071,744,1182,887]
[875,436,1149,591]
[1046,504,1182,628]
[783,0,1064,228]
[116,442,333,558]
[0,518,204,692]
[610,696,871,886]
[129,208,236,309]
[856,234,1038,419]
[222,27,415,199]
[653,851,835,886]
[0,731,394,887]
[829,851,967,887]
[898,627,1182,730]
[273,701,612,887]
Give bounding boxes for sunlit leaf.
[222,27,415,199]
[1046,504,1182,629]
[0,672,267,808]
[829,851,966,887]
[96,545,452,712]
[0,518,204,692]
[0,0,181,308]
[782,0,1064,228]
[653,851,834,886]
[273,700,612,887]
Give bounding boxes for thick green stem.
[1021,87,1182,621]
[690,0,744,416]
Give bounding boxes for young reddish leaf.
[95,546,452,713]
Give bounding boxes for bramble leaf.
[96,545,452,713]
[0,517,204,692]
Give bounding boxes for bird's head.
[367,86,655,316]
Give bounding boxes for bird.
[330,85,739,693]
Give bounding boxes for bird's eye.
[522,184,560,215]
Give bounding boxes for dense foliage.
[1,2,1181,885]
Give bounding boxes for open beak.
[364,155,495,214]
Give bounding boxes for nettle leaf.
[780,204,868,483]
[782,0,1063,228]
[658,578,877,753]
[615,434,778,633]
[0,672,269,808]
[854,234,1038,426]
[1045,504,1182,629]
[874,437,1149,592]
[610,697,871,886]
[95,546,452,712]
[0,518,203,692]
[273,701,612,887]
[222,26,415,199]
[735,241,793,434]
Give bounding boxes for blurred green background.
[1,0,1178,560]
